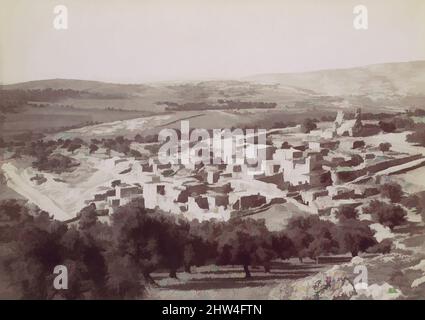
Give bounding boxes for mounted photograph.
[1,0,425,301]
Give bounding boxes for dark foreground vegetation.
[0,197,399,299]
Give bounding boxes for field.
[43,108,339,141]
[0,105,154,138]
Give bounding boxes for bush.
[379,142,392,152]
[380,182,402,203]
[379,121,396,133]
[364,200,407,230]
[366,239,392,254]
[281,141,291,149]
[353,140,365,149]
[89,144,99,154]
[407,123,425,146]
[301,118,317,133]
[336,205,358,220]
[33,153,79,173]
[401,191,425,222]
[349,154,364,166]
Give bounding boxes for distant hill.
[3,79,151,97]
[3,61,425,112]
[245,60,425,97]
[2,79,307,109]
[3,61,425,138]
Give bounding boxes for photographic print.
[1,0,425,303]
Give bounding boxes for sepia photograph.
[1,0,425,306]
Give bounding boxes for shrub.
[379,121,396,133]
[364,200,407,230]
[366,239,392,254]
[379,142,392,152]
[301,118,317,133]
[336,205,359,220]
[407,123,425,146]
[380,182,402,203]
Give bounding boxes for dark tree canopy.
[301,118,318,134]
[216,218,275,278]
[364,200,407,230]
[380,183,402,203]
[0,194,390,299]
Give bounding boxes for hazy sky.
[1,0,425,84]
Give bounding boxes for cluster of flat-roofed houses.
[83,110,425,220]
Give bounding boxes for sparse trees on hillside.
[33,153,79,173]
[281,141,291,149]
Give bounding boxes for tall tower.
[333,110,344,131]
[352,108,363,136]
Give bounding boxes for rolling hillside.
[2,60,425,138]
[4,60,425,110]
[245,60,425,97]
